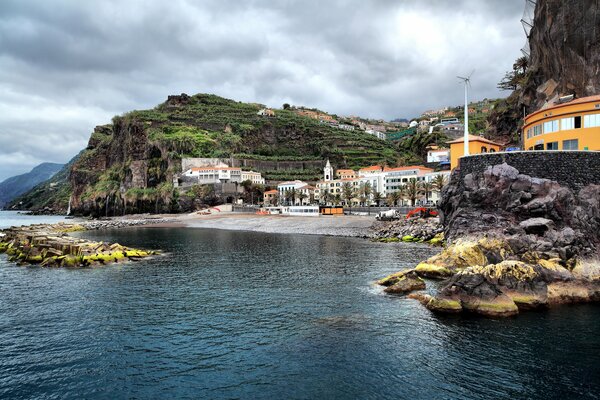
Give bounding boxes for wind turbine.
[457,71,474,156]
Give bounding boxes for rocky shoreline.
[369,217,444,245]
[0,222,158,267]
[377,163,600,317]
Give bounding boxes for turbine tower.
[457,71,474,156]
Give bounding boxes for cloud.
[0,0,524,181]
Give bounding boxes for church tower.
[324,159,333,181]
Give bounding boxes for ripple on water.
[0,226,599,399]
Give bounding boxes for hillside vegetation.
[62,93,406,216]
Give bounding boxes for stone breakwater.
[0,223,158,267]
[377,161,600,317]
[369,217,444,245]
[82,217,177,230]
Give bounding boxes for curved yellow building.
[523,95,600,151]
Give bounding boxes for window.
[543,120,559,134]
[489,148,496,153]
[546,142,558,150]
[584,113,600,128]
[532,125,542,136]
[481,146,487,153]
[526,128,532,139]
[575,116,582,129]
[561,117,574,130]
[563,139,579,150]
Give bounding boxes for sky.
[0,0,525,181]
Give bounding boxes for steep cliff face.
[487,0,600,144]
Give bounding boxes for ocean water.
[0,212,599,399]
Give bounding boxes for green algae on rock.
[0,223,158,267]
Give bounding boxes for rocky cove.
[377,158,600,317]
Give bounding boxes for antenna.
[457,71,475,157]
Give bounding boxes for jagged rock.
[383,271,425,294]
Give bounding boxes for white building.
[183,166,243,184]
[278,180,312,205]
[241,170,265,185]
[426,148,450,163]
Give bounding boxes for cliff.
[0,163,63,208]
[487,0,600,144]
[66,93,404,216]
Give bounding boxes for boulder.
[519,218,555,235]
[383,271,426,294]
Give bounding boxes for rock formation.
[487,0,600,144]
[378,162,600,317]
[0,223,158,267]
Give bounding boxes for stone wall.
[458,151,600,190]
[181,157,323,172]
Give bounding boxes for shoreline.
[176,213,375,237]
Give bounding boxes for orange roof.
[298,185,315,190]
[384,165,433,173]
[336,169,355,174]
[359,165,383,172]
[264,189,278,194]
[447,135,502,146]
[525,94,600,120]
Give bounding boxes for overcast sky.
[0,0,525,181]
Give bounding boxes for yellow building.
[523,94,600,151]
[448,135,502,169]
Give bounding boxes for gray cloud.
[0,0,525,181]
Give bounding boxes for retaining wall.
[458,151,600,190]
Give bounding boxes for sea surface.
[0,211,599,399]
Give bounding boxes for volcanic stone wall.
[458,151,600,190]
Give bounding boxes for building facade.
[448,135,502,169]
[522,94,600,151]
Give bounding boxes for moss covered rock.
[383,271,426,294]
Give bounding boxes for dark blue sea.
[0,211,599,399]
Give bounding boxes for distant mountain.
[7,153,81,213]
[0,163,63,208]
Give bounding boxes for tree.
[333,194,342,206]
[284,188,296,206]
[320,188,331,205]
[405,178,423,207]
[342,182,355,208]
[361,181,372,206]
[497,55,529,91]
[373,191,383,207]
[432,174,448,201]
[283,103,291,110]
[421,181,434,204]
[297,192,308,205]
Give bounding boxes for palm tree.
[406,178,423,207]
[432,174,448,200]
[373,191,382,207]
[361,181,372,206]
[297,192,308,205]
[284,189,295,206]
[421,181,434,204]
[320,188,331,205]
[342,182,354,208]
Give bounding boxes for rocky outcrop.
[441,163,600,259]
[487,0,600,144]
[0,223,158,267]
[379,161,600,317]
[369,217,444,245]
